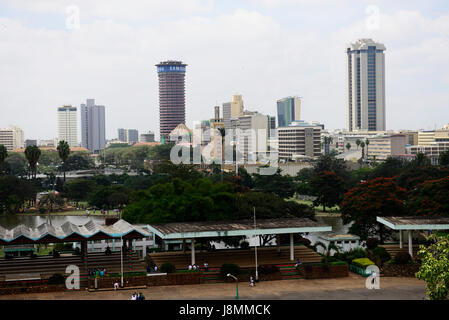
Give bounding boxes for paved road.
[0,274,427,300]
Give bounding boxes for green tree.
[0,144,7,174]
[38,192,65,217]
[439,149,449,167]
[416,233,449,300]
[217,127,226,182]
[4,153,27,176]
[356,139,361,150]
[66,179,96,207]
[346,143,351,152]
[252,169,296,199]
[0,175,35,214]
[310,171,345,212]
[369,157,404,179]
[407,152,431,168]
[360,141,366,161]
[57,140,71,181]
[25,145,41,179]
[65,152,94,171]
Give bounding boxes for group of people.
[146,265,158,273]
[131,292,145,300]
[89,267,107,277]
[187,262,209,271]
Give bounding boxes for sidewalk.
[0,274,426,300]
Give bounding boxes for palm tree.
[217,127,226,182]
[25,145,41,179]
[346,143,351,152]
[39,192,65,224]
[360,141,366,161]
[355,139,361,150]
[365,139,370,161]
[0,144,7,175]
[57,140,71,181]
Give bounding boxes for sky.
[0,0,448,142]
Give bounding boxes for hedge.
[351,258,375,269]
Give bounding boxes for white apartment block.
[0,126,24,151]
[57,105,78,147]
[347,39,386,132]
[417,130,449,146]
[235,111,269,163]
[278,121,322,161]
[367,135,406,161]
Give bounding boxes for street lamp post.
[227,273,239,300]
[254,207,258,281]
[120,236,124,288]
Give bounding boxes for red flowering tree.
[407,176,449,216]
[341,177,408,242]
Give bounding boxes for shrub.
[160,262,176,274]
[48,273,65,285]
[352,258,375,269]
[329,261,348,266]
[258,264,279,275]
[240,241,250,250]
[372,247,391,263]
[394,252,412,265]
[39,207,46,214]
[366,238,379,250]
[219,264,241,279]
[334,248,367,264]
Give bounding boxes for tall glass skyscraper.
[156,60,187,139]
[276,96,301,127]
[347,39,386,132]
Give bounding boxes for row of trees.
[0,141,94,179]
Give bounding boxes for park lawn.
[288,198,341,216]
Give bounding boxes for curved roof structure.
[0,219,150,245]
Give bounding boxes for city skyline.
[1,1,449,141]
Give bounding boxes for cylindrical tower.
[156,60,187,140]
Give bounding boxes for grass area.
[288,198,341,216]
[0,244,55,258]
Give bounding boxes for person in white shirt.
[131,293,137,300]
[114,282,119,290]
[188,264,192,270]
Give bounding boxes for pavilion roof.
[147,218,332,240]
[0,219,150,245]
[377,216,449,230]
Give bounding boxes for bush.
[352,258,375,269]
[366,238,379,250]
[219,264,241,279]
[48,273,65,285]
[160,262,176,274]
[258,264,279,275]
[394,252,412,265]
[329,261,348,266]
[39,207,46,214]
[372,247,391,263]
[334,248,367,264]
[240,241,249,250]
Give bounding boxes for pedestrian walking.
[114,282,119,290]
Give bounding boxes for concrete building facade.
[140,131,155,143]
[347,39,386,132]
[81,99,106,153]
[278,121,322,161]
[57,105,78,147]
[0,126,24,151]
[367,134,406,161]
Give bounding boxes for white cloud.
[0,3,448,142]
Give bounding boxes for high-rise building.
[57,105,78,147]
[156,60,187,139]
[118,128,127,142]
[81,99,105,153]
[347,39,386,132]
[0,126,24,151]
[277,96,301,127]
[223,94,244,130]
[118,128,139,144]
[140,131,155,143]
[235,111,269,162]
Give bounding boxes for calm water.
[0,215,105,229]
